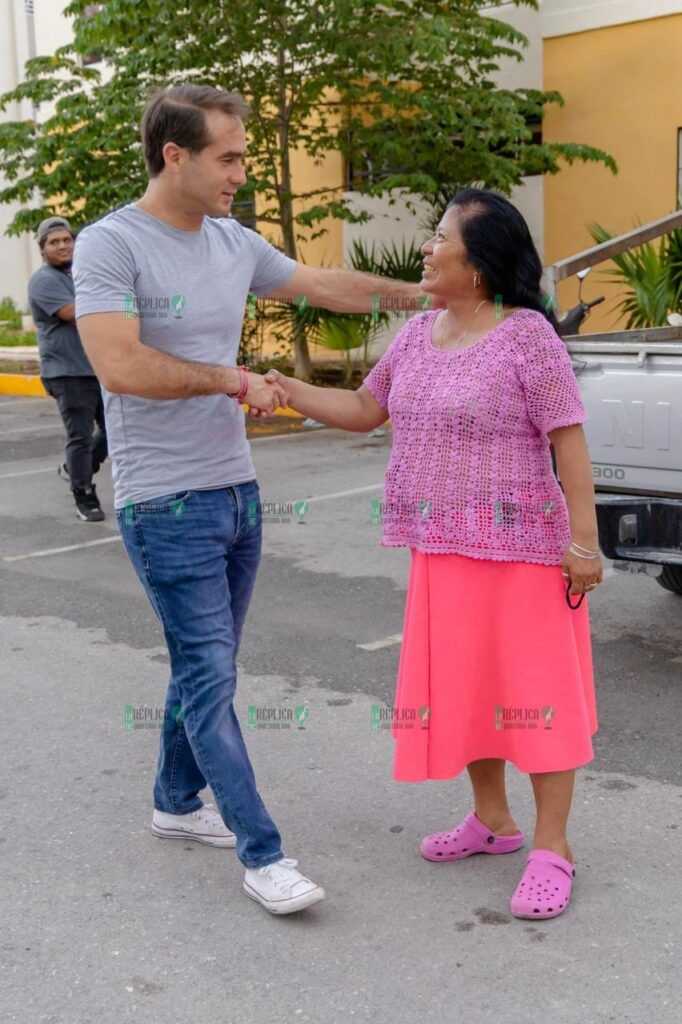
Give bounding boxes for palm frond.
[587,220,680,327]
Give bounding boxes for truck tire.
[656,566,682,595]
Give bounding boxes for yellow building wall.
[256,151,345,268]
[543,13,682,331]
[289,145,345,270]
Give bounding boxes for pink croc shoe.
[420,811,525,862]
[510,848,576,919]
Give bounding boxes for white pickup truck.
[565,327,682,595]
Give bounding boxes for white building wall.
[542,0,681,38]
[1,0,35,308]
[0,0,74,310]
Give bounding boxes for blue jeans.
[117,481,283,869]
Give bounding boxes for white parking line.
[3,534,122,562]
[302,482,383,504]
[0,398,49,409]
[1,476,622,576]
[357,633,403,651]
[0,465,57,480]
[0,425,343,478]
[249,428,328,443]
[0,423,60,436]
[1,481,384,562]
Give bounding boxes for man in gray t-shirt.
[73,202,294,508]
[73,84,427,916]
[28,216,107,521]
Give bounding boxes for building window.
[678,128,682,206]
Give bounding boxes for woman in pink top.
[261,189,602,921]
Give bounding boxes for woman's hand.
[561,548,603,596]
[246,368,291,419]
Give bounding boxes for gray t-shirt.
[73,204,296,509]
[28,265,95,378]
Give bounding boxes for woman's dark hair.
[141,84,251,177]
[446,188,560,333]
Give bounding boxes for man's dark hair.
[141,85,251,177]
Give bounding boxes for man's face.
[42,230,74,269]
[175,110,248,218]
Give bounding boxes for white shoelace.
[191,805,224,829]
[258,858,310,897]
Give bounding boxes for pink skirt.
[392,549,598,781]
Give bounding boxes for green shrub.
[0,327,37,346]
[0,297,23,330]
[588,222,682,328]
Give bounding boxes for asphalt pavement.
[1,394,680,1024]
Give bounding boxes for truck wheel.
[656,566,682,595]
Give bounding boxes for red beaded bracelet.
[233,365,249,405]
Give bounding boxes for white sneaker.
[151,804,236,848]
[243,857,325,915]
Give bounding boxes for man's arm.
[55,302,75,323]
[266,263,433,314]
[76,311,285,412]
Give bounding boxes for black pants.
[42,376,108,490]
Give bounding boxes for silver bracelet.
[568,544,600,559]
[569,539,600,554]
[565,536,598,552]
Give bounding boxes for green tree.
[0,0,615,377]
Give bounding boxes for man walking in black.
[28,216,107,522]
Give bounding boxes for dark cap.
[37,216,73,245]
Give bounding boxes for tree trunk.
[292,319,312,380]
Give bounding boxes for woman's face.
[420,206,480,300]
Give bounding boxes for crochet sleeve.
[516,316,588,435]
[361,319,412,410]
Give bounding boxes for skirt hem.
[392,733,598,783]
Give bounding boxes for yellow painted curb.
[0,372,303,416]
[261,405,303,418]
[0,373,47,397]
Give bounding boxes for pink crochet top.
[362,308,588,565]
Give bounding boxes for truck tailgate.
[566,338,682,498]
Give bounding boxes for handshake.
[234,368,293,420]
